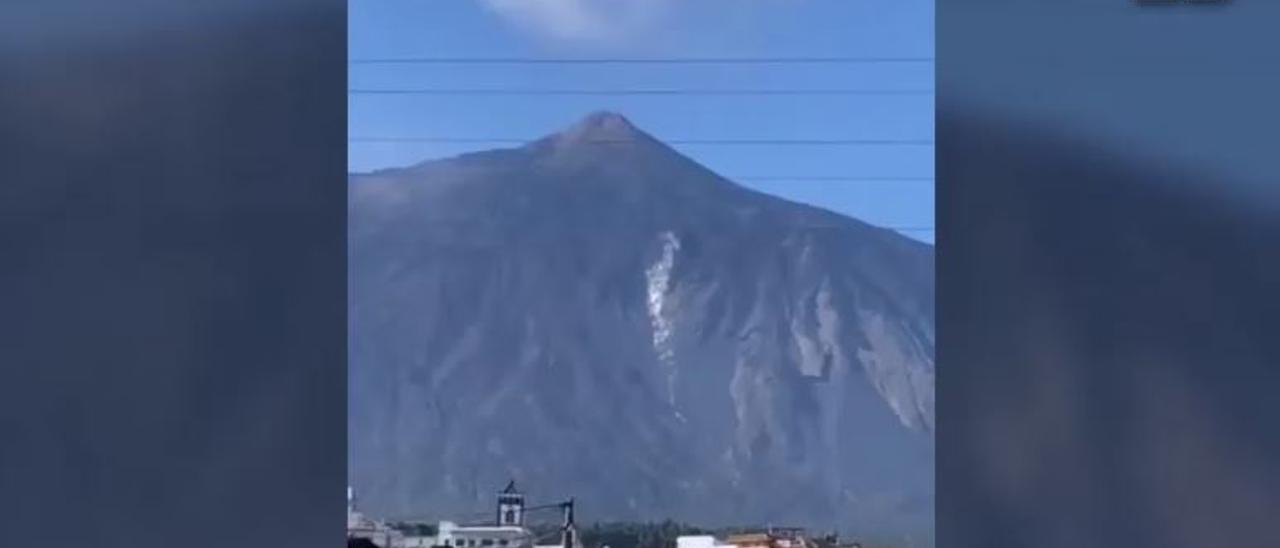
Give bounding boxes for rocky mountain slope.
[348,112,934,538]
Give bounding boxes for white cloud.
[479,0,674,44]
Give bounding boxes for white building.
[399,535,439,548]
[348,486,405,547]
[436,521,534,548]
[436,482,537,548]
[677,535,739,548]
[349,481,580,548]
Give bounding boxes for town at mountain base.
[348,482,916,548]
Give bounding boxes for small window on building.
[499,541,509,546]
[483,540,495,546]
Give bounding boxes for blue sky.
[349,0,934,243]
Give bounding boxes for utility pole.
[560,498,577,548]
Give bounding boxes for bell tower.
[496,480,525,527]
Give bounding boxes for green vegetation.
[390,522,439,536]
[577,520,709,548]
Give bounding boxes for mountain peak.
[555,110,645,145]
[576,110,638,132]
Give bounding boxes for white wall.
[677,536,718,548]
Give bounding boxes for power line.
[349,88,932,96]
[804,225,934,232]
[348,137,539,144]
[350,56,935,65]
[348,170,933,184]
[348,137,934,146]
[734,176,933,182]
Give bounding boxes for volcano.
[348,112,934,539]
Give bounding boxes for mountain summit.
[348,113,935,539]
[559,110,644,142]
[523,111,698,182]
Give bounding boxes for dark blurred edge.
[0,1,347,546]
[937,2,1280,548]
